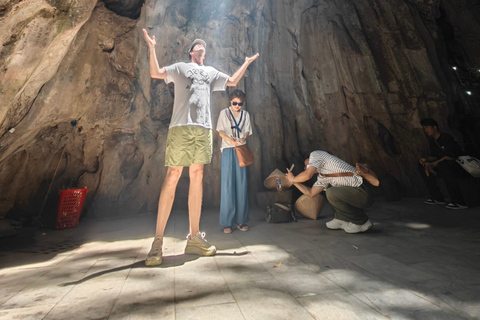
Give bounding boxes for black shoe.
[445,202,468,210]
[424,199,445,205]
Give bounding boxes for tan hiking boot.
[184,232,216,256]
[145,236,163,266]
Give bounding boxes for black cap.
[420,118,439,128]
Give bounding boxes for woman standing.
[216,89,253,233]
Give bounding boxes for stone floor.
[0,197,479,320]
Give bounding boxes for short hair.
[229,89,246,101]
[420,118,438,128]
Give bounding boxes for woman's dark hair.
[229,89,246,101]
[420,118,439,128]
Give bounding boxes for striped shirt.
[307,151,363,188]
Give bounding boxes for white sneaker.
[343,220,373,234]
[326,218,347,230]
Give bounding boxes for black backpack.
[265,203,296,223]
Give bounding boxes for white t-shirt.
[307,151,363,188]
[164,62,229,129]
[216,107,252,151]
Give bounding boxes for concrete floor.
[0,197,479,320]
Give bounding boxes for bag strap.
[273,203,291,211]
[226,108,244,139]
[234,144,246,150]
[320,172,354,177]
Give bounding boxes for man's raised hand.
[285,168,294,183]
[143,29,156,47]
[245,53,259,64]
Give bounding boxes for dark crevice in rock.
[0,82,46,141]
[102,0,144,19]
[377,122,401,157]
[133,78,150,111]
[0,17,35,70]
[0,0,22,18]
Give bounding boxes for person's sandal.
[223,227,233,234]
[236,224,248,232]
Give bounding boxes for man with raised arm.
[142,29,259,266]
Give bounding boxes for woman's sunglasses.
[232,102,244,106]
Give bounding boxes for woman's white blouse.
[216,107,252,151]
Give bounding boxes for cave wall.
[1,0,479,220]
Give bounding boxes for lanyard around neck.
[433,138,445,153]
[227,108,244,138]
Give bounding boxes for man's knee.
[326,188,342,203]
[437,160,461,178]
[189,164,204,182]
[437,161,453,171]
[164,167,182,185]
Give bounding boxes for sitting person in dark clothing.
[419,118,469,209]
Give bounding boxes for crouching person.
[285,150,379,234]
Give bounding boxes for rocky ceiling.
[0,0,479,221]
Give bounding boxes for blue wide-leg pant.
[219,147,249,227]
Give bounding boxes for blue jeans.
[219,148,249,227]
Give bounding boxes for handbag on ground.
[456,156,480,177]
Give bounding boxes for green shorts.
[165,126,213,167]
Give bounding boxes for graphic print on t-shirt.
[186,68,210,124]
[165,62,229,129]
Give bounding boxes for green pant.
[325,184,374,225]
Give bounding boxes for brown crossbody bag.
[226,109,253,167]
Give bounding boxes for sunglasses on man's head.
[232,102,244,106]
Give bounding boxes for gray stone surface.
[2,0,480,220]
[1,197,480,319]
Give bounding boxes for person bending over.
[285,150,379,234]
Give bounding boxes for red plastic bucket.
[56,188,87,229]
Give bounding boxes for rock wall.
[1,0,479,220]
